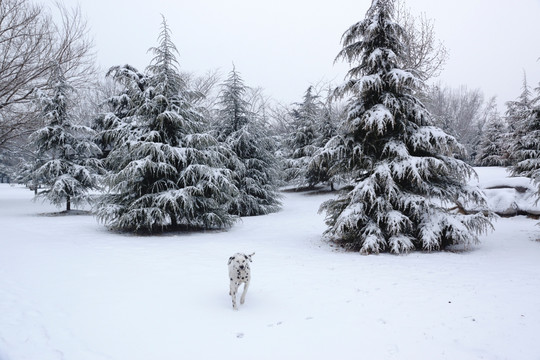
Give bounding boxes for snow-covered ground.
[1,167,540,360]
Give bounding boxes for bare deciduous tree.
[180,69,221,109]
[423,83,489,162]
[394,0,448,82]
[0,0,95,152]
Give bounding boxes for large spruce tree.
[215,67,281,216]
[96,18,237,232]
[312,0,492,254]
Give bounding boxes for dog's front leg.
[230,282,238,310]
[240,280,249,305]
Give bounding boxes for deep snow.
[1,167,540,360]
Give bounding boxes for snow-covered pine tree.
[506,73,534,167]
[214,67,281,216]
[96,18,237,233]
[93,65,147,162]
[306,89,342,189]
[475,115,509,166]
[311,0,492,254]
[15,150,44,194]
[29,64,103,211]
[283,86,321,189]
[510,83,540,178]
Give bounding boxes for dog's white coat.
[228,252,254,310]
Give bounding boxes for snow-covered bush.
[480,177,539,217]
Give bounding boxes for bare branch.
[0,0,96,152]
[394,0,448,82]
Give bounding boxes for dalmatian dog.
[228,252,255,310]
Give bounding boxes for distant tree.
[506,73,534,167]
[475,103,510,166]
[96,18,237,233]
[510,83,540,178]
[394,0,448,82]
[506,72,533,132]
[215,67,281,216]
[0,0,95,153]
[312,0,492,254]
[283,86,321,188]
[423,83,487,162]
[181,69,221,110]
[29,64,102,211]
[315,90,342,151]
[306,87,343,189]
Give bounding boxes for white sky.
[63,0,540,110]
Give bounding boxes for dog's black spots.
[230,278,233,281]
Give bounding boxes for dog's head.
[228,252,255,270]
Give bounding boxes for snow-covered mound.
[472,167,539,216]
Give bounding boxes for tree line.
[1,0,539,253]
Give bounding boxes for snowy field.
[1,167,540,360]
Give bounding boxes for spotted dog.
[228,252,255,310]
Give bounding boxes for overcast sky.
[64,0,540,110]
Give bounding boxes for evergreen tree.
[506,73,534,167]
[475,115,510,166]
[93,65,147,162]
[215,67,281,216]
[306,89,341,189]
[283,86,321,188]
[29,64,103,211]
[510,83,540,178]
[311,0,492,254]
[15,150,44,194]
[96,18,237,232]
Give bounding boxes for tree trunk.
[66,196,71,211]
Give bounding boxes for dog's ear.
[248,252,255,262]
[228,256,234,265]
